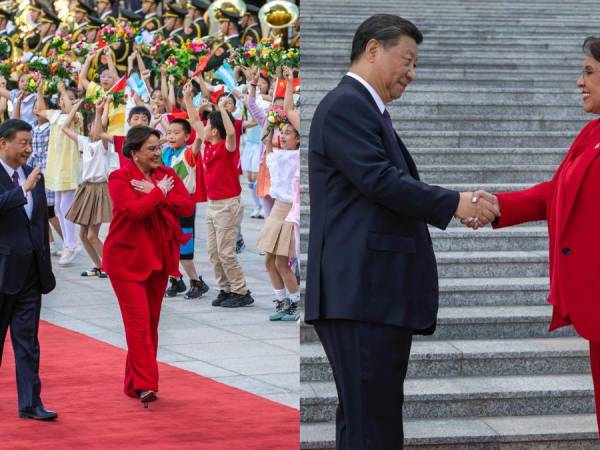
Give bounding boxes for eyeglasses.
[144,145,162,154]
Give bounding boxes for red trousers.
[110,272,168,397]
[590,341,600,434]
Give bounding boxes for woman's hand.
[130,179,155,194]
[156,175,174,196]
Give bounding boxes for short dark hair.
[170,118,191,136]
[583,36,600,63]
[208,110,234,140]
[128,106,151,122]
[218,92,236,107]
[122,126,161,158]
[350,14,423,64]
[0,119,32,140]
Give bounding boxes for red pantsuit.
[103,160,195,396]
[110,272,168,396]
[493,119,600,432]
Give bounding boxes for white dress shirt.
[346,72,386,114]
[0,158,33,219]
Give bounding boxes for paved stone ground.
[41,188,299,409]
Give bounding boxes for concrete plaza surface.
[40,189,299,409]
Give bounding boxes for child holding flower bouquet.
[256,120,301,322]
[79,47,126,135]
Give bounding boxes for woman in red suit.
[103,126,194,407]
[488,37,600,432]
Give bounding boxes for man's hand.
[460,191,501,229]
[23,166,42,193]
[455,191,500,228]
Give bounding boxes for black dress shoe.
[19,406,58,420]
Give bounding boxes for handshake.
[455,191,501,230]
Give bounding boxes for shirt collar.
[170,27,183,36]
[34,122,50,132]
[346,72,386,114]
[0,157,18,178]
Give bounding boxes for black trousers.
[0,254,43,411]
[313,319,413,450]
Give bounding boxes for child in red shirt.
[184,84,254,308]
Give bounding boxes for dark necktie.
[12,171,20,188]
[382,109,395,133]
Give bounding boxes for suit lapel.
[341,77,417,178]
[558,146,600,237]
[0,163,31,220]
[0,162,13,189]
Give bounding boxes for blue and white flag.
[127,72,150,103]
[214,62,238,93]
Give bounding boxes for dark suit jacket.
[305,76,459,334]
[0,164,55,295]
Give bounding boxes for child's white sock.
[288,290,300,304]
[274,288,287,301]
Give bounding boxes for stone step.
[298,131,575,149]
[418,165,557,183]
[436,277,550,307]
[395,118,586,133]
[305,48,583,59]
[299,165,554,185]
[302,59,584,71]
[300,40,576,50]
[409,148,566,165]
[400,131,575,148]
[299,226,548,253]
[300,337,589,382]
[302,373,594,422]
[431,227,548,251]
[300,304,575,343]
[300,148,567,166]
[327,104,586,118]
[297,249,549,280]
[300,415,599,450]
[302,90,582,105]
[437,251,548,278]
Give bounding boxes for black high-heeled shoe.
[140,390,157,408]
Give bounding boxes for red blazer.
[103,160,195,281]
[493,119,600,342]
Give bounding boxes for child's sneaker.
[280,301,300,321]
[269,298,289,321]
[222,290,254,308]
[212,290,231,306]
[165,276,186,297]
[184,278,210,299]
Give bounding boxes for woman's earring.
[134,157,139,162]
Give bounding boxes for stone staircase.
[299,0,600,448]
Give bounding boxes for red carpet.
[0,321,299,449]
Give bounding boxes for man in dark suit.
[0,119,57,421]
[306,15,499,449]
